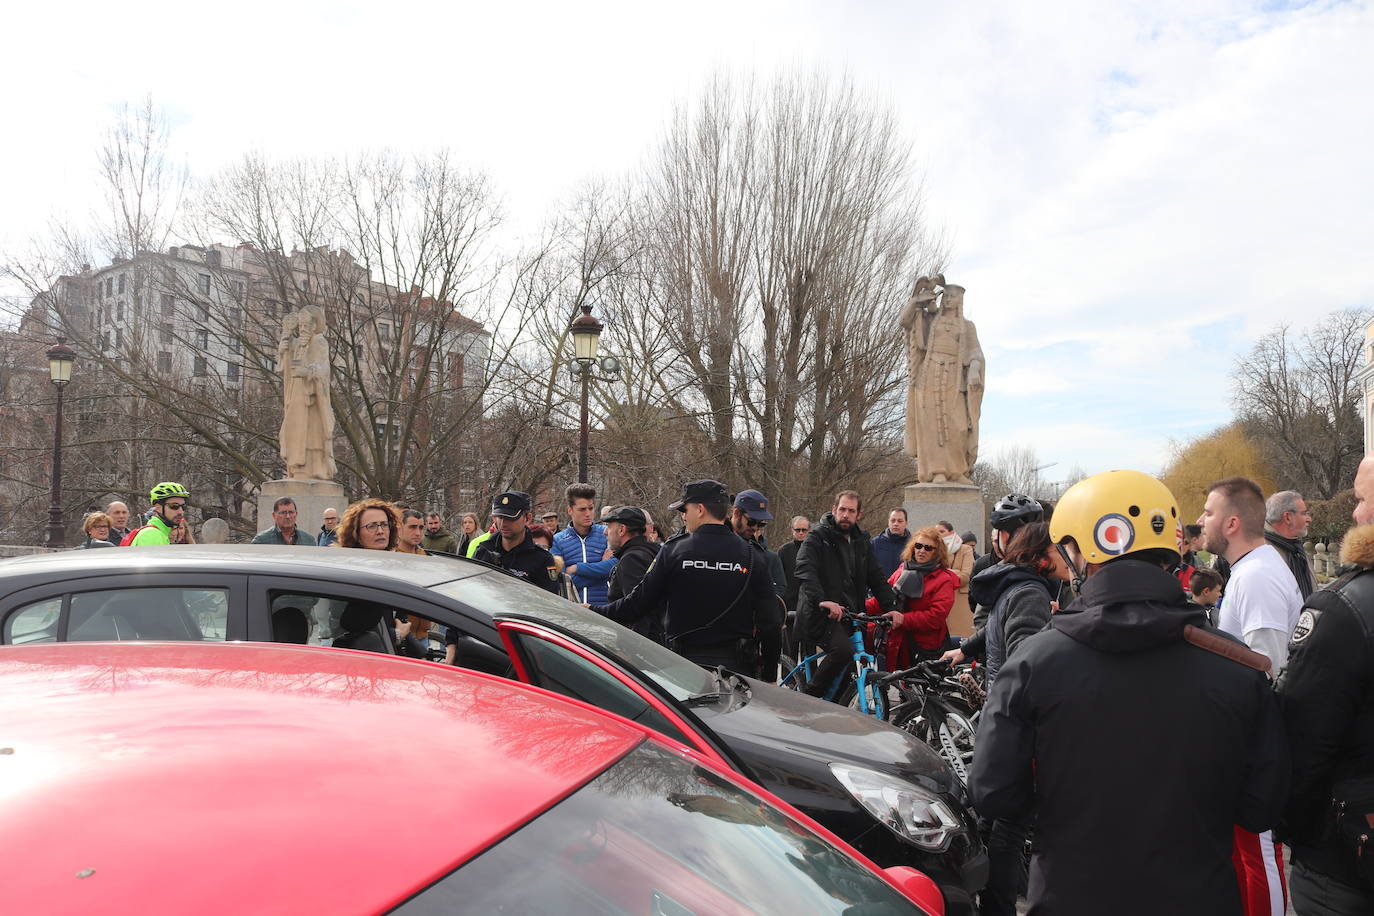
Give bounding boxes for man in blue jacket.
[871,507,912,578]
[552,483,617,604]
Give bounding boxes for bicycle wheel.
[778,654,809,692]
[925,699,978,784]
[845,675,886,719]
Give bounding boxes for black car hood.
[698,677,957,797]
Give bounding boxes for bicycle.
[779,611,892,718]
[883,660,980,786]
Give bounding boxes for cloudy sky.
[3,0,1371,481]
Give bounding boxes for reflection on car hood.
[704,679,955,796]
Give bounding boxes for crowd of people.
[69,462,1374,916]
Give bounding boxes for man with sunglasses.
[127,482,190,546]
[729,490,786,680]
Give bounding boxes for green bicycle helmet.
[149,481,190,503]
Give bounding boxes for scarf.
[895,557,940,599]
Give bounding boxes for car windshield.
[432,573,718,701]
[393,741,919,916]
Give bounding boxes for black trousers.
[803,620,854,699]
[980,815,1031,916]
[1291,858,1374,916]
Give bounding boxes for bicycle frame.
[779,613,888,718]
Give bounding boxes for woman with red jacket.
[866,525,961,670]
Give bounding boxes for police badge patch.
[1291,608,1319,644]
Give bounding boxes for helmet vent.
[1128,505,1140,517]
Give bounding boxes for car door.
[0,574,249,644]
[494,618,736,770]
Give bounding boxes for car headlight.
[830,763,963,852]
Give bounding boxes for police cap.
[490,490,532,519]
[733,489,774,521]
[669,479,729,512]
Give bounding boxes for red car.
[0,642,944,915]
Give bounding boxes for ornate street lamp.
[45,336,76,548]
[567,305,618,483]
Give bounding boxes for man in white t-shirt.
[1199,475,1302,916]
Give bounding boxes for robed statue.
[278,305,337,481]
[902,276,985,485]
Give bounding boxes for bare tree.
[1232,307,1371,500]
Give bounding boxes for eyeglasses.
[360,521,392,532]
[913,544,938,553]
[793,527,809,533]
[165,502,186,511]
[275,510,298,517]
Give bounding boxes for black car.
[0,546,987,912]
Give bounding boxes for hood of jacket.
[1341,524,1374,568]
[812,512,871,547]
[969,561,1046,611]
[1052,557,1207,653]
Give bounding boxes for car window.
[432,573,717,701]
[67,588,229,642]
[5,597,61,645]
[394,741,920,916]
[510,633,692,747]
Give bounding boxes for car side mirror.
[883,865,944,915]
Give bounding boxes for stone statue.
[278,305,337,481]
[902,276,985,485]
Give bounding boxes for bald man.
[107,501,132,546]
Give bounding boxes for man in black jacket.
[778,516,809,650]
[970,470,1288,916]
[602,505,664,643]
[1278,457,1374,914]
[592,480,780,677]
[794,490,895,698]
[474,490,560,593]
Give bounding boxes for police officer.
[729,489,786,680]
[592,480,781,677]
[474,490,560,593]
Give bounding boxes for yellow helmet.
[1049,470,1183,563]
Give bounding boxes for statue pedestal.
[257,479,347,540]
[903,483,985,543]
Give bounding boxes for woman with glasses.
[867,526,961,670]
[74,512,117,549]
[333,498,400,551]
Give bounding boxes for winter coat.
[970,557,1289,916]
[1278,523,1374,888]
[1265,528,1316,599]
[318,526,338,548]
[475,530,560,592]
[73,537,115,549]
[421,526,459,555]
[605,534,663,643]
[948,542,976,637]
[552,523,617,604]
[972,561,1055,687]
[794,513,896,646]
[250,526,317,546]
[778,539,803,613]
[865,565,959,670]
[870,529,911,580]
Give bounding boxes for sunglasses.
[165,502,186,511]
[793,527,809,533]
[746,519,767,529]
[913,543,938,553]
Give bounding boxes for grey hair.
[1265,490,1304,525]
[791,515,810,527]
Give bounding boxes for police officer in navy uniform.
[474,490,560,593]
[592,480,781,678]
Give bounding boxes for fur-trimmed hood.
[1340,524,1374,568]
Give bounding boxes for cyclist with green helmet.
[128,482,190,546]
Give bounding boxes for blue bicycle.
[779,611,892,718]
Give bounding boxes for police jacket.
[605,534,663,642]
[593,523,779,650]
[475,530,560,593]
[970,557,1289,916]
[1278,523,1374,886]
[794,513,895,645]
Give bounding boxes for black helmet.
[990,493,1043,532]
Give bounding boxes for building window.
[226,362,240,382]
[105,278,113,297]
[229,336,242,355]
[160,325,172,345]
[195,329,209,350]
[198,274,211,295]
[118,274,126,294]
[116,302,124,322]
[378,322,391,342]
[198,300,210,321]
[161,294,174,317]
[265,300,278,321]
[103,330,111,350]
[232,280,244,300]
[193,356,207,377]
[115,328,123,349]
[157,352,172,373]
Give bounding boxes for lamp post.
[45,336,76,549]
[567,304,619,483]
